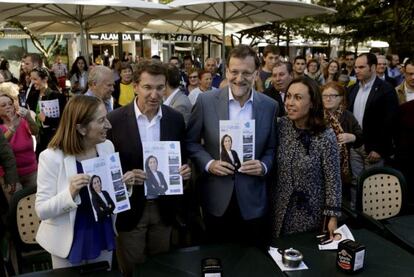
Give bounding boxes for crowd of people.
[0,43,412,276]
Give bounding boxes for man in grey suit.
[164,64,192,125]
[186,45,278,248]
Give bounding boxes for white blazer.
[35,140,117,258]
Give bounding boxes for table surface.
[18,266,122,277]
[273,228,414,277]
[134,228,414,277]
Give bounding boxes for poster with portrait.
[39,99,60,118]
[318,224,355,250]
[142,141,183,197]
[81,153,130,222]
[219,120,255,169]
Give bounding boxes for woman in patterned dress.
[272,77,342,239]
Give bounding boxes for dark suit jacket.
[146,171,168,196]
[379,71,398,88]
[91,190,115,221]
[112,79,122,109]
[107,102,186,232]
[347,77,399,158]
[186,87,278,220]
[220,149,241,171]
[394,100,414,204]
[263,86,285,117]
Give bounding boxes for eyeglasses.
[345,58,354,61]
[228,70,256,78]
[139,85,166,93]
[189,75,198,79]
[322,94,341,99]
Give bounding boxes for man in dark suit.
[107,61,191,277]
[186,45,278,248]
[376,55,397,87]
[347,53,399,176]
[163,64,192,125]
[263,62,292,117]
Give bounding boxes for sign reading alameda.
[89,33,203,42]
[89,33,141,41]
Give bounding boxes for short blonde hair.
[0,82,19,100]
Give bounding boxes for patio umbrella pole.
[190,21,194,58]
[168,34,172,60]
[222,2,226,72]
[79,22,88,61]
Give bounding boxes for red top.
[0,118,37,177]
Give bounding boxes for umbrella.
[24,21,145,34]
[144,20,261,36]
[143,19,261,58]
[168,0,336,63]
[0,0,170,56]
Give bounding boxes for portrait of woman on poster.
[89,175,115,221]
[220,134,241,171]
[145,155,168,197]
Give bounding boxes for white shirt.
[151,169,161,185]
[226,150,235,163]
[188,87,202,106]
[228,86,253,120]
[404,82,414,102]
[97,192,108,206]
[163,88,180,106]
[133,97,162,142]
[353,75,376,129]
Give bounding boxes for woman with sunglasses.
[186,68,199,95]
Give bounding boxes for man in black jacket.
[347,53,399,173]
[263,62,292,117]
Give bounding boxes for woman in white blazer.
[35,95,134,269]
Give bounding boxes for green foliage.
[0,45,26,61]
[239,0,414,56]
[7,21,63,66]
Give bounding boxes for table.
[135,228,414,277]
[18,265,122,277]
[134,244,284,277]
[272,228,414,277]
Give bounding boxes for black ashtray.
[201,257,222,276]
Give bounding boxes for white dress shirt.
[404,82,414,102]
[353,75,376,129]
[226,150,235,164]
[228,86,253,120]
[133,98,162,142]
[188,87,202,106]
[134,99,162,199]
[97,192,108,206]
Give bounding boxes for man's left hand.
[367,151,381,163]
[239,160,264,176]
[179,164,191,180]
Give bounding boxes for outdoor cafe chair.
[356,166,414,254]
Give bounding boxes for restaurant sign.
[89,33,141,41]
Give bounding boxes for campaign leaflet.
[142,141,183,197]
[81,152,130,222]
[219,120,255,168]
[318,224,355,250]
[39,99,60,118]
